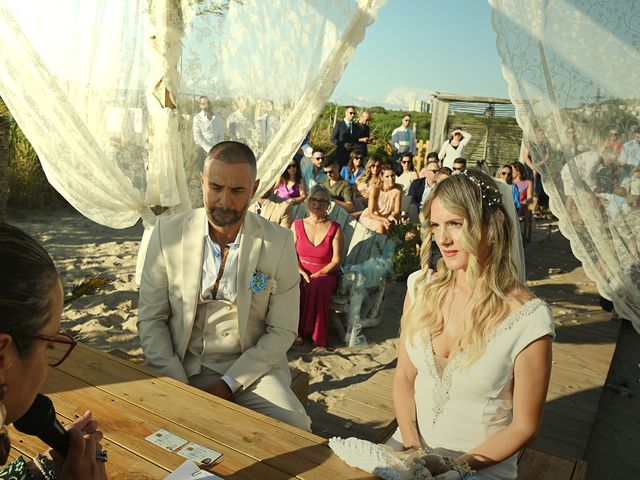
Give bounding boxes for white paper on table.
[163,460,224,479]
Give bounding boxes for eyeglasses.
[402,119,410,122]
[452,166,464,171]
[309,197,329,205]
[313,156,324,160]
[287,164,297,168]
[17,331,77,367]
[426,169,439,173]
[401,160,412,164]
[346,111,355,115]
[500,171,510,176]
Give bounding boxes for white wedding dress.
[386,271,556,480]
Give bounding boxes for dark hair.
[312,147,325,156]
[426,151,439,161]
[322,157,339,169]
[279,160,301,185]
[511,162,526,179]
[347,150,364,174]
[438,167,452,175]
[400,153,415,171]
[453,157,467,167]
[205,141,257,177]
[0,224,58,357]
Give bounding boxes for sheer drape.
[0,0,386,226]
[490,0,640,328]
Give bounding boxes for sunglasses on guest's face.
[426,168,438,173]
[452,166,464,171]
[401,160,412,164]
[500,171,510,176]
[310,197,329,205]
[287,164,297,169]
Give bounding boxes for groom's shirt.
[199,217,242,302]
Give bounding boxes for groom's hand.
[205,378,233,400]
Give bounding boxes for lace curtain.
[490,0,640,328]
[0,0,386,228]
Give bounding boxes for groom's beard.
[206,201,250,228]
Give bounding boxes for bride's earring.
[0,383,10,464]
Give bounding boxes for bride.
[389,170,555,479]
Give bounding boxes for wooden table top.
[9,343,376,480]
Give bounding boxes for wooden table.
[8,343,375,480]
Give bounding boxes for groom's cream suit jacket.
[138,208,299,389]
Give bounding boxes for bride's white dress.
[387,271,555,480]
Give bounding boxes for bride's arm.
[392,292,421,449]
[456,335,553,470]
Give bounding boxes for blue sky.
[332,0,510,108]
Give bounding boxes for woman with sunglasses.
[396,153,418,195]
[340,151,365,187]
[290,185,344,348]
[496,164,521,214]
[0,223,107,480]
[354,156,382,211]
[274,160,306,204]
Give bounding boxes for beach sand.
[8,208,638,478]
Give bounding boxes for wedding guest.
[0,223,107,480]
[321,160,354,213]
[192,96,224,169]
[355,111,372,155]
[291,185,343,348]
[359,164,402,234]
[439,128,472,169]
[496,164,521,213]
[409,160,439,211]
[340,151,365,187]
[391,114,417,172]
[252,186,293,229]
[274,161,306,204]
[302,148,328,189]
[389,171,554,479]
[397,153,419,195]
[435,167,452,184]
[354,156,382,211]
[331,106,359,168]
[418,152,441,177]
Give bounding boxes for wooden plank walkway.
[311,221,620,464]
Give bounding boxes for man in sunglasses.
[330,106,359,169]
[408,160,439,211]
[320,159,354,213]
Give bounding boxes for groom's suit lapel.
[236,212,263,350]
[181,208,206,353]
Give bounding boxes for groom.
[138,141,310,431]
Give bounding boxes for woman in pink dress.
[274,161,306,203]
[291,185,344,347]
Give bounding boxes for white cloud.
[383,86,435,109]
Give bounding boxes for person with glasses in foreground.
[389,170,553,479]
[291,185,344,348]
[451,157,467,173]
[0,223,107,480]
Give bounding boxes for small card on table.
[145,429,188,452]
[177,442,223,466]
[164,460,223,479]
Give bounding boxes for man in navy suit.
[330,106,359,169]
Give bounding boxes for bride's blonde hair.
[405,170,519,368]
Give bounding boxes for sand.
[8,208,638,478]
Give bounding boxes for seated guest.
[274,161,306,203]
[302,148,328,189]
[252,186,293,229]
[359,164,402,234]
[452,157,467,173]
[512,162,533,217]
[409,160,439,211]
[435,166,452,184]
[355,156,383,210]
[322,159,354,213]
[0,224,107,479]
[418,151,441,177]
[340,151,365,187]
[496,164,521,214]
[397,153,419,195]
[138,141,311,431]
[291,185,344,347]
